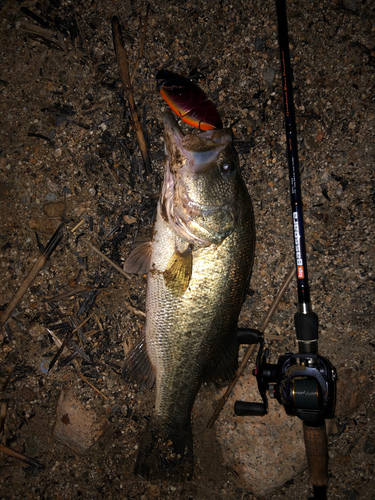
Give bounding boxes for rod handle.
[303,421,328,487]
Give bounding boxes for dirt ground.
[0,0,374,499]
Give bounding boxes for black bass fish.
[123,112,255,480]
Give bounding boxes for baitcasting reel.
[234,326,337,424]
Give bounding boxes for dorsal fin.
[124,241,152,275]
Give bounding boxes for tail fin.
[135,413,194,481]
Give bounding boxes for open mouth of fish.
[162,112,236,246]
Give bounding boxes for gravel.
[0,0,374,499]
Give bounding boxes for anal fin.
[122,332,155,389]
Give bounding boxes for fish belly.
[134,200,254,479]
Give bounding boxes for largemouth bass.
[123,112,255,480]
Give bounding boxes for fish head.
[162,112,244,247]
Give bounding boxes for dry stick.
[0,443,44,469]
[44,285,90,301]
[112,16,152,176]
[0,403,6,434]
[84,329,101,339]
[0,370,13,394]
[130,4,150,85]
[207,265,296,428]
[71,219,85,233]
[0,224,64,330]
[84,239,131,280]
[75,312,96,332]
[124,300,146,319]
[48,328,75,372]
[104,161,121,184]
[48,329,108,400]
[1,0,16,18]
[73,369,108,400]
[0,403,6,467]
[48,328,79,370]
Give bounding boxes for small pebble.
[343,0,357,11]
[45,192,57,201]
[255,36,264,50]
[263,67,275,84]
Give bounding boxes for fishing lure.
[156,70,223,131]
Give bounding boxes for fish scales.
[123,112,255,480]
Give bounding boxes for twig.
[18,21,53,39]
[44,286,90,301]
[130,4,150,85]
[0,403,6,434]
[1,0,16,18]
[18,22,62,51]
[47,330,107,399]
[48,328,79,368]
[48,320,91,367]
[0,444,44,469]
[75,312,96,332]
[74,369,108,400]
[74,10,85,47]
[69,315,85,345]
[124,300,146,318]
[71,219,85,233]
[48,328,75,372]
[20,6,51,29]
[0,224,64,330]
[83,239,132,280]
[104,161,121,184]
[207,266,296,428]
[112,16,152,176]
[83,329,101,339]
[0,370,13,394]
[93,314,103,331]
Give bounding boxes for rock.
[43,200,66,218]
[215,365,373,496]
[53,385,107,455]
[335,367,373,418]
[45,192,57,202]
[254,36,264,50]
[28,217,61,235]
[29,197,84,235]
[215,372,306,497]
[263,67,276,85]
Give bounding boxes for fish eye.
[220,160,236,176]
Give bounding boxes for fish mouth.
[163,112,232,174]
[162,113,236,246]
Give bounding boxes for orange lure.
[156,70,223,131]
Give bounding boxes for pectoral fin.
[163,245,193,296]
[124,241,152,275]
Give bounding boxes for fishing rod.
[234,1,337,499]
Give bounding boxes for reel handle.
[234,401,267,417]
